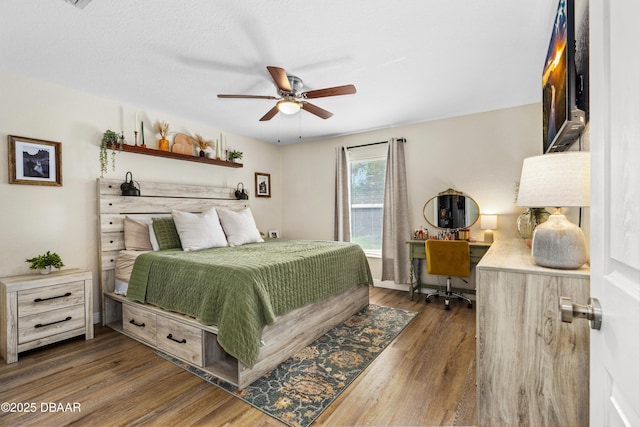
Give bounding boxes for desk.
[406,240,491,300]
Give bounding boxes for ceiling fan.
[217,66,356,121]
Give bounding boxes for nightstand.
[0,268,93,364]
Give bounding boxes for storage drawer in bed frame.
[103,283,369,389]
[105,293,240,385]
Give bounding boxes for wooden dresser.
[476,239,589,426]
[0,269,93,363]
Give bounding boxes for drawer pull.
[34,292,72,303]
[129,319,145,327]
[166,334,186,344]
[35,316,72,328]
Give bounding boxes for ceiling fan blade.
[301,102,333,119]
[218,94,278,99]
[302,84,356,99]
[259,105,280,121]
[267,66,291,92]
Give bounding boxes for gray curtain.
[381,138,410,284]
[334,146,351,242]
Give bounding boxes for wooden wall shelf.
[112,144,243,168]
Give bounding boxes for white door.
[590,0,640,425]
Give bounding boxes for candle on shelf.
[134,113,139,146]
[141,121,145,146]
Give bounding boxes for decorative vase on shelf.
[516,207,550,247]
[158,138,169,151]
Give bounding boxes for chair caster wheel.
[467,303,473,309]
[445,304,451,311]
[425,296,431,304]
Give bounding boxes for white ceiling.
[0,1,558,144]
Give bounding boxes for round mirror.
[423,188,480,229]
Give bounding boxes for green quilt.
[127,240,373,367]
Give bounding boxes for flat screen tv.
[542,0,588,153]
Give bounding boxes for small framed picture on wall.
[8,135,62,186]
[255,172,271,197]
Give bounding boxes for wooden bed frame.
[97,178,369,389]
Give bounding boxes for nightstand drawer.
[156,316,203,366]
[18,281,85,317]
[18,304,85,344]
[123,304,157,345]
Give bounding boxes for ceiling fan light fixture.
[277,100,301,115]
[64,0,92,8]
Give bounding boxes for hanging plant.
[100,129,121,177]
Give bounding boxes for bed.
[98,178,372,388]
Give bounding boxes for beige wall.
[0,72,282,317]
[1,70,578,310]
[280,103,544,287]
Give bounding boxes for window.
[348,144,387,257]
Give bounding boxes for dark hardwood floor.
[0,287,477,426]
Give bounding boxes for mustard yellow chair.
[425,239,473,310]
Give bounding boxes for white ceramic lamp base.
[531,213,588,269]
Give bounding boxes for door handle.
[560,296,602,330]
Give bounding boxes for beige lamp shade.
[516,152,590,208]
[516,151,590,269]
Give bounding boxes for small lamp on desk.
[516,152,590,270]
[480,214,498,243]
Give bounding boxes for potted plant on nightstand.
[26,251,65,275]
[228,150,243,163]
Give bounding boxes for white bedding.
[114,250,150,295]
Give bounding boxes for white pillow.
[217,207,264,246]
[149,222,160,251]
[171,208,228,251]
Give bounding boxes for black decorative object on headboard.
[235,182,249,200]
[120,171,140,196]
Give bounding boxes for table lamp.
[480,214,498,243]
[516,152,590,269]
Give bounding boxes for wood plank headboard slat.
[97,178,249,296]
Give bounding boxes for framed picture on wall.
[255,172,271,197]
[8,135,62,186]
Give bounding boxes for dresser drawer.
[18,304,85,344]
[123,304,157,345]
[18,281,85,317]
[156,316,203,366]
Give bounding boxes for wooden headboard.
[97,178,249,296]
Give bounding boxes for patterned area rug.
[157,304,417,427]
